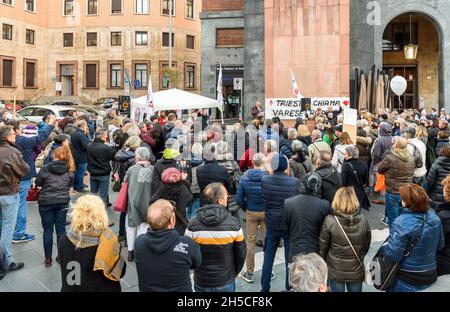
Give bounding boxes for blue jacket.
[70,128,91,164]
[261,172,300,234]
[236,169,267,212]
[383,208,444,272]
[16,124,54,180]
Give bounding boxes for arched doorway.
[382,12,442,111]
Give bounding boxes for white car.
[18,105,90,123]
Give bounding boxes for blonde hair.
[332,187,360,214]
[69,195,108,242]
[125,135,141,149]
[297,125,310,137]
[340,132,353,145]
[416,126,428,138]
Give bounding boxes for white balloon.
[390,76,407,96]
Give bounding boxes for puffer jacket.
[319,213,371,282]
[378,149,415,194]
[0,141,29,196]
[115,148,136,181]
[356,136,372,165]
[426,156,450,210]
[35,160,73,206]
[280,138,293,158]
[185,204,246,288]
[315,163,342,203]
[371,123,392,165]
[236,169,267,212]
[261,172,300,234]
[383,208,444,273]
[437,202,450,276]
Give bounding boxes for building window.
[135,0,148,14]
[111,31,121,46]
[134,63,148,88]
[216,28,244,47]
[383,22,418,51]
[186,35,194,49]
[0,57,15,87]
[1,0,13,5]
[25,0,35,12]
[135,31,148,46]
[111,0,122,14]
[26,29,35,44]
[162,32,174,47]
[108,62,123,88]
[2,24,12,40]
[185,63,195,89]
[86,32,97,46]
[87,0,97,15]
[63,0,74,16]
[84,62,99,88]
[161,0,175,16]
[159,61,176,89]
[185,0,194,19]
[24,59,37,88]
[63,33,73,47]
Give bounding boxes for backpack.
[408,143,423,169]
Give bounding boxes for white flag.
[145,75,154,118]
[291,69,304,99]
[217,65,223,107]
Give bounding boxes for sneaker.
[9,262,24,271]
[128,251,134,262]
[44,257,52,268]
[372,199,386,205]
[12,233,35,244]
[271,272,276,280]
[278,240,284,248]
[240,271,254,283]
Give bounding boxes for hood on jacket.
[115,149,135,161]
[216,153,234,162]
[164,122,175,132]
[47,160,68,175]
[393,148,413,162]
[141,229,179,254]
[196,204,229,227]
[246,169,266,182]
[316,163,340,185]
[379,123,392,137]
[356,136,372,146]
[163,148,181,160]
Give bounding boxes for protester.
[370,122,392,201]
[426,145,450,210]
[315,151,342,203]
[403,127,427,187]
[436,130,450,156]
[185,183,246,292]
[283,173,331,260]
[297,125,312,150]
[280,128,297,158]
[135,199,201,292]
[43,134,71,166]
[308,130,332,168]
[383,184,444,292]
[319,187,371,293]
[332,132,353,174]
[356,128,372,166]
[35,145,74,267]
[0,126,29,276]
[437,176,450,276]
[261,153,300,292]
[59,195,126,292]
[289,140,313,182]
[288,253,328,292]
[163,113,177,141]
[71,120,91,194]
[251,101,264,120]
[237,153,268,283]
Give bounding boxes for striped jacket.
[185,204,246,288]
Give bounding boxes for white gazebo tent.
[130,88,223,122]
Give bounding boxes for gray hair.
[94,129,107,140]
[252,153,266,168]
[124,136,142,149]
[126,125,140,137]
[345,145,359,159]
[291,140,305,153]
[289,253,328,292]
[216,141,228,155]
[311,129,322,139]
[287,128,297,140]
[76,120,87,128]
[137,122,146,130]
[191,143,203,158]
[165,138,180,151]
[135,147,151,161]
[403,127,416,139]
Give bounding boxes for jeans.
[385,192,402,229]
[74,163,87,192]
[38,203,68,258]
[187,197,200,220]
[14,179,32,238]
[0,194,19,265]
[245,210,266,273]
[194,280,236,292]
[328,279,363,293]
[90,175,110,203]
[261,228,290,292]
[388,278,430,292]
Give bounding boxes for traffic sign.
[234,78,243,90]
[135,80,141,88]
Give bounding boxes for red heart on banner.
[343,100,350,107]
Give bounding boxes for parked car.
[18,105,91,123]
[3,109,37,128]
[4,103,24,111]
[50,100,79,106]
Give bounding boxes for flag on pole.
[291,68,303,99]
[217,65,223,107]
[145,75,154,119]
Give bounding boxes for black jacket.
[152,156,192,188]
[59,234,126,292]
[35,160,74,206]
[114,148,136,181]
[197,159,232,195]
[135,229,201,292]
[437,202,450,276]
[283,194,332,261]
[341,159,370,210]
[185,204,246,288]
[316,163,342,203]
[87,140,116,176]
[427,156,450,210]
[70,128,91,164]
[163,122,175,141]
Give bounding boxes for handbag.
[347,162,371,208]
[374,173,386,192]
[370,214,427,291]
[334,216,373,285]
[113,182,128,213]
[26,186,40,202]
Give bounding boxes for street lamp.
[404,14,418,60]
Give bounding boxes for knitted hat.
[161,167,182,184]
[270,153,288,172]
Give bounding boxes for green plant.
[160,66,181,88]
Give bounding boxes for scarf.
[67,227,125,282]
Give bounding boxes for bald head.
[147,199,175,231]
[393,136,408,149]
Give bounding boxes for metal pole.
[169,0,173,68]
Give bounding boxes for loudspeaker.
[119,96,131,114]
[301,98,312,111]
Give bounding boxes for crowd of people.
[0,104,449,293]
